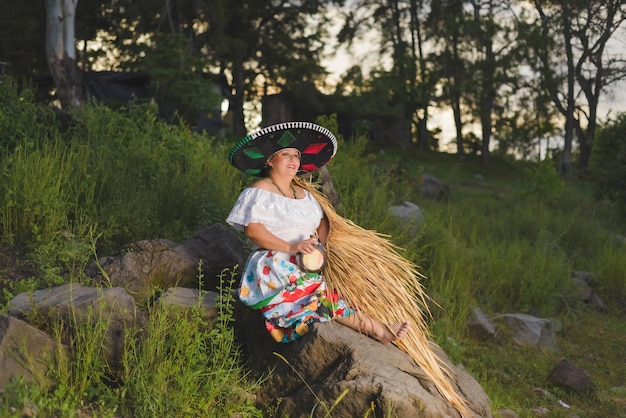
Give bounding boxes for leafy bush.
[521,158,564,202]
[0,78,58,156]
[590,112,626,217]
[0,79,241,256]
[120,270,262,417]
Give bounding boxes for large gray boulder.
[158,287,221,322]
[234,306,492,418]
[467,307,496,341]
[0,314,69,390]
[496,313,559,351]
[7,283,145,371]
[85,224,245,300]
[1,285,219,392]
[389,201,424,235]
[420,173,450,200]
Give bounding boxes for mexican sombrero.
[228,121,337,176]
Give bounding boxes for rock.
[179,224,247,287]
[571,271,597,286]
[85,224,245,300]
[420,173,450,200]
[1,226,495,417]
[571,276,593,301]
[530,406,549,416]
[300,166,343,213]
[547,358,594,394]
[496,313,558,351]
[610,386,626,396]
[234,307,492,418]
[531,387,556,401]
[389,201,424,234]
[467,307,496,340]
[7,283,145,371]
[495,409,518,418]
[588,293,606,312]
[317,166,343,212]
[0,314,69,391]
[158,287,220,321]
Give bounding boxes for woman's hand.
[292,238,319,254]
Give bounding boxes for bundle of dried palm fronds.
[295,177,469,415]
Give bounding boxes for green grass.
[0,271,262,417]
[0,79,625,417]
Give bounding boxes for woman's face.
[268,148,301,175]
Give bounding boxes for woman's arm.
[245,222,318,254]
[317,216,329,245]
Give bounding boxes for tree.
[465,0,520,166]
[590,112,626,218]
[89,0,337,136]
[427,0,468,155]
[0,0,48,90]
[3,0,337,133]
[206,0,334,135]
[428,0,526,164]
[530,0,626,173]
[45,0,84,108]
[337,0,438,149]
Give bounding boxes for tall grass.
[327,137,625,339]
[2,78,626,416]
[0,271,262,417]
[0,78,58,155]
[0,80,242,257]
[119,270,261,417]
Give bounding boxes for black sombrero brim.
[228,122,338,176]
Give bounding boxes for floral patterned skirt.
[238,249,354,343]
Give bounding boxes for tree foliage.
[590,113,626,216]
[526,0,626,172]
[1,0,626,170]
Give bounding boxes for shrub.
[0,78,57,156]
[590,112,626,218]
[0,78,240,254]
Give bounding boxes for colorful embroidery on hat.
[277,130,298,147]
[243,147,265,159]
[228,122,337,176]
[302,142,327,155]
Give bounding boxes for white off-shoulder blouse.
[226,187,324,249]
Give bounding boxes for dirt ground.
[0,245,39,286]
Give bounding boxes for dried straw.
[295,177,469,415]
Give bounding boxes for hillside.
[0,85,625,415]
[366,147,626,418]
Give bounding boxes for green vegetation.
[590,112,626,219]
[1,79,625,417]
[0,270,262,417]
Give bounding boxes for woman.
[226,122,410,344]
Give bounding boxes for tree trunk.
[410,0,431,151]
[480,101,492,166]
[452,88,464,155]
[45,0,83,108]
[451,33,465,155]
[231,56,247,137]
[560,3,575,176]
[415,114,429,150]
